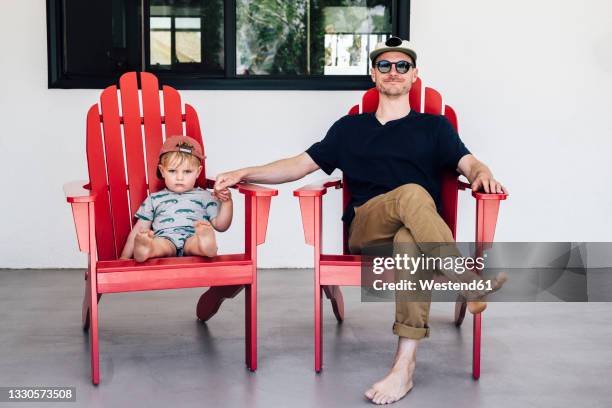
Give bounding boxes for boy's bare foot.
[467,271,508,314]
[134,230,155,262]
[192,221,218,257]
[365,338,416,405]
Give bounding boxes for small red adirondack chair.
[293,78,507,378]
[64,72,277,384]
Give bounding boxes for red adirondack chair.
[293,78,507,378]
[63,72,277,385]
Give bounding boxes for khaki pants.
[348,183,460,340]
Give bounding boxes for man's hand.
[470,171,508,194]
[214,169,245,192]
[457,154,508,194]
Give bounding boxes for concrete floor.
[0,268,611,408]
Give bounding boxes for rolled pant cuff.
[393,322,429,339]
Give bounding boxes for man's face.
[370,51,418,97]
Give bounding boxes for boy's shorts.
[154,226,195,256]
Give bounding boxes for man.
[214,37,508,405]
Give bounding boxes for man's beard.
[377,80,410,97]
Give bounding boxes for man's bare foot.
[134,230,155,262]
[365,365,414,405]
[193,221,218,257]
[467,271,508,314]
[365,338,417,405]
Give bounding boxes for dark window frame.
[47,0,411,90]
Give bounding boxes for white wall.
[1,0,611,268]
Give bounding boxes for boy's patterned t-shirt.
[135,187,220,232]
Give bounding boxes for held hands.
[214,170,245,193]
[213,187,232,202]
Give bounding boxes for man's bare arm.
[457,154,508,194]
[214,152,320,191]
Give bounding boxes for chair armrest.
[458,181,508,200]
[235,183,278,197]
[205,178,278,197]
[293,178,341,247]
[458,180,508,243]
[204,178,277,248]
[64,180,97,203]
[293,178,342,197]
[472,191,508,200]
[63,180,96,253]
[468,190,508,244]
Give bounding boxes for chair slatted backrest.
[343,78,461,253]
[86,72,206,261]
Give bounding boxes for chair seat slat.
[119,72,148,220]
[162,85,183,137]
[444,105,459,132]
[424,86,443,115]
[409,77,422,112]
[141,72,165,193]
[100,86,132,253]
[86,104,116,260]
[185,103,207,186]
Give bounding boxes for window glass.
[48,0,407,88]
[236,0,392,76]
[148,0,224,73]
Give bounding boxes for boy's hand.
[213,187,232,202]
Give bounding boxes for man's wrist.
[237,168,250,183]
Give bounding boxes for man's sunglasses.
[374,60,414,74]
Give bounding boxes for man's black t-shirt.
[305,110,470,225]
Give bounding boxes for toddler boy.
[120,135,232,262]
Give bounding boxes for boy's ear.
[196,165,203,177]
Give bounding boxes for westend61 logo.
[372,254,486,275]
[361,242,606,302]
[369,254,491,293]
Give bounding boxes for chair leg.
[245,284,257,371]
[89,286,100,385]
[473,312,481,380]
[82,293,102,331]
[245,288,251,369]
[454,294,467,327]
[323,285,344,323]
[315,285,323,373]
[82,280,91,331]
[196,285,244,322]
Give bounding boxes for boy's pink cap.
[159,135,204,161]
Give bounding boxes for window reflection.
[236,0,392,76]
[150,17,171,66]
[148,0,223,73]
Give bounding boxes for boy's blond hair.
[156,151,201,179]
